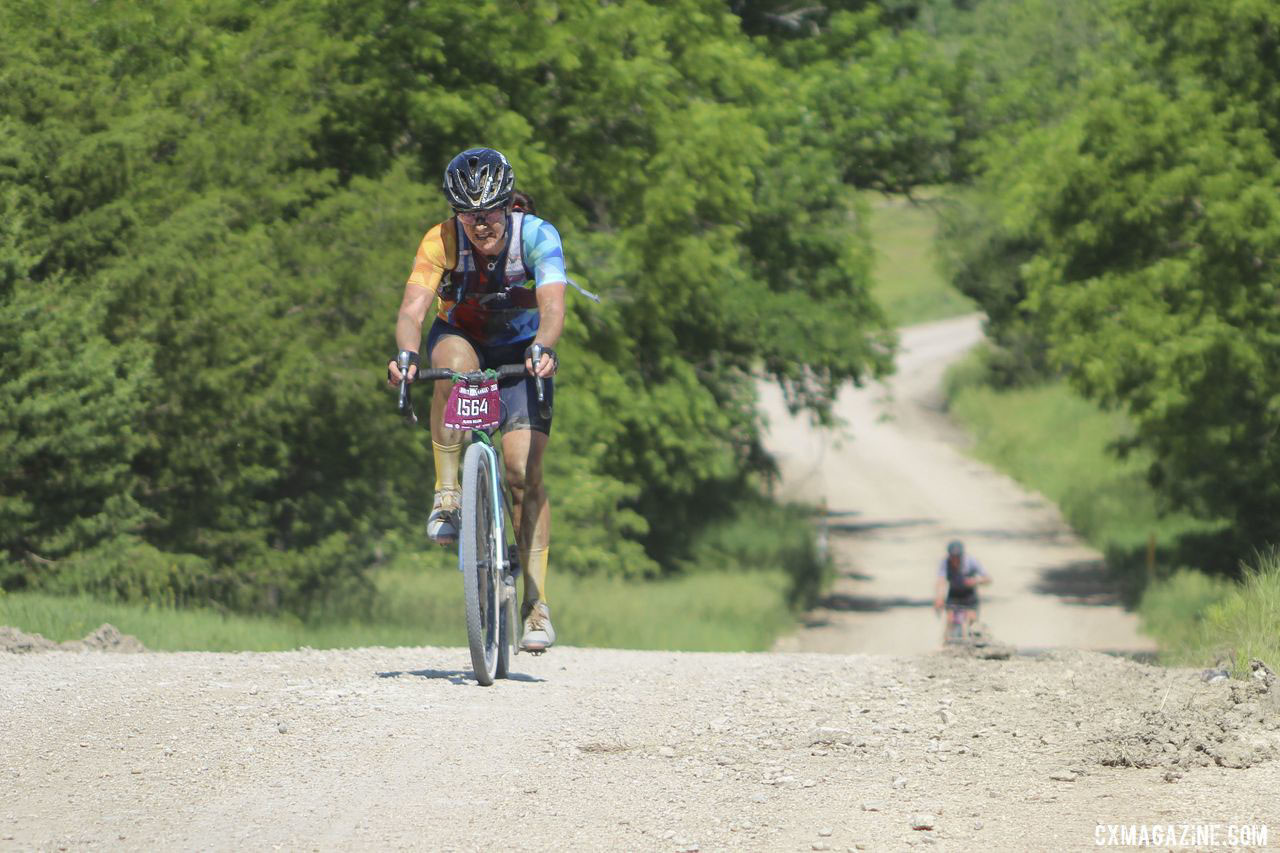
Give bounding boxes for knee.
[506,458,543,496]
[430,338,478,371]
[433,352,473,371]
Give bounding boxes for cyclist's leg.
[501,427,550,606]
[426,323,480,542]
[489,343,554,602]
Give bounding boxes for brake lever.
[529,343,551,420]
[396,352,418,426]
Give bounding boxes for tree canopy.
[937,0,1280,552]
[1,0,960,612]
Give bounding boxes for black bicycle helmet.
[947,540,964,556]
[442,147,515,211]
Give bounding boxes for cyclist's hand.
[524,345,558,378]
[933,596,944,613]
[387,353,420,386]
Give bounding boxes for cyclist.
[387,147,565,652]
[933,540,991,639]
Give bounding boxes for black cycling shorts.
[426,318,553,435]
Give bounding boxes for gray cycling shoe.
[426,489,461,545]
[520,601,556,653]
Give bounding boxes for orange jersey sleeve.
[406,221,457,295]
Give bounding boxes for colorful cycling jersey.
[938,554,987,600]
[406,212,567,346]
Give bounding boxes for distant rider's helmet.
[443,148,515,212]
[947,540,964,557]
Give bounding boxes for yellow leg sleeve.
[522,547,549,607]
[432,440,461,493]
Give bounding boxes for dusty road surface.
[763,314,1156,657]
[3,315,1278,851]
[3,646,1279,851]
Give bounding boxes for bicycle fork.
[476,436,522,654]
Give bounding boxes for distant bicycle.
[942,603,977,645]
[395,349,552,685]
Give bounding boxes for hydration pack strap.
[505,210,526,282]
[512,210,600,302]
[566,278,602,303]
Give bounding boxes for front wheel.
[460,443,501,685]
[496,572,515,679]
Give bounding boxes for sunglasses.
[456,209,506,225]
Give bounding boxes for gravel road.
[764,315,1155,656]
[2,647,1278,851]
[3,316,1277,851]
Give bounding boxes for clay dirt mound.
[1092,663,1280,770]
[0,623,145,654]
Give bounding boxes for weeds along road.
[3,314,1278,851]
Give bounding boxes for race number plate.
[443,379,501,430]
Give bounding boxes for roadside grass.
[945,361,1218,567]
[0,562,799,654]
[867,193,975,325]
[941,347,1276,668]
[0,492,825,653]
[1137,569,1232,666]
[1198,549,1280,676]
[1140,551,1280,676]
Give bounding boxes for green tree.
[1,0,956,612]
[955,0,1280,550]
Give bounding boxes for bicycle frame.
[465,430,512,579]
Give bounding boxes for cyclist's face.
[457,206,508,253]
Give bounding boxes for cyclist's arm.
[394,282,436,365]
[965,556,991,587]
[524,216,568,377]
[389,227,447,383]
[529,282,566,378]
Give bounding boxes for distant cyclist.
[933,540,991,638]
[386,147,565,652]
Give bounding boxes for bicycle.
[943,603,978,645]
[395,347,552,686]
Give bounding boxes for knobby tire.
[496,579,514,679]
[461,443,501,685]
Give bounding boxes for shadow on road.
[377,669,546,684]
[1032,560,1125,606]
[814,592,935,613]
[827,518,937,535]
[950,527,1073,544]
